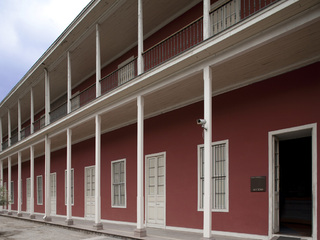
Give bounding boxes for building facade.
[0,0,319,239]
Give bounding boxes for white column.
[30,88,34,134]
[0,117,2,151]
[17,151,22,216]
[203,0,211,40]
[30,145,35,219]
[7,156,12,214]
[44,68,50,126]
[67,52,72,114]
[93,115,103,230]
[8,110,11,147]
[44,134,51,221]
[0,159,3,211]
[134,95,146,237]
[66,128,73,225]
[96,24,101,98]
[137,0,144,75]
[18,99,21,141]
[203,66,213,239]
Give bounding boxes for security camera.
[197,119,206,125]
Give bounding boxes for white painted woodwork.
[96,24,101,98]
[0,118,2,151]
[8,156,11,212]
[94,114,101,226]
[44,135,51,219]
[273,136,280,233]
[44,68,50,126]
[146,153,166,227]
[30,145,35,216]
[26,178,31,213]
[18,151,22,214]
[118,56,135,85]
[203,0,210,40]
[66,128,72,221]
[203,66,212,239]
[136,95,145,230]
[8,110,11,147]
[137,0,144,75]
[18,99,21,141]
[50,173,57,215]
[30,88,34,134]
[67,52,72,114]
[0,160,2,211]
[85,166,95,219]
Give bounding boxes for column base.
[30,214,36,219]
[93,222,103,230]
[202,237,215,240]
[134,228,147,237]
[17,213,23,217]
[43,215,52,222]
[65,219,74,225]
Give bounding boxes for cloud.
[0,0,91,103]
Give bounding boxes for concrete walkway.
[0,211,264,240]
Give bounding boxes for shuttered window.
[65,169,74,205]
[198,140,229,212]
[37,175,43,205]
[111,159,126,208]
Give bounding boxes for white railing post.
[203,66,213,239]
[137,0,144,75]
[96,24,101,98]
[93,115,103,230]
[30,88,34,134]
[134,95,147,237]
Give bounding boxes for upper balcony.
[1,0,319,153]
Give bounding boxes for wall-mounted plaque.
[251,176,266,192]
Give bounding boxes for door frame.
[268,123,317,239]
[145,152,166,228]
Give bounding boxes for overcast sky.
[0,0,91,103]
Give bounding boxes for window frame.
[197,139,229,212]
[36,175,43,205]
[64,168,74,205]
[111,159,127,208]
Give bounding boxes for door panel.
[146,154,166,227]
[85,166,95,218]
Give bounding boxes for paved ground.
[0,216,116,240]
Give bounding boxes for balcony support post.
[137,0,144,75]
[203,0,211,40]
[30,88,34,134]
[93,115,103,230]
[134,95,147,237]
[18,99,21,141]
[8,110,11,147]
[44,68,50,126]
[66,128,73,225]
[96,24,101,98]
[7,156,12,215]
[67,52,72,114]
[43,134,51,222]
[30,145,35,219]
[203,66,213,239]
[17,151,22,217]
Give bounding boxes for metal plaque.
[250,176,266,192]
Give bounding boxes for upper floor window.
[198,140,229,212]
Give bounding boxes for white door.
[273,136,280,233]
[146,153,166,227]
[26,178,31,213]
[85,166,95,219]
[50,173,56,215]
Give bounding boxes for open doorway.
[278,137,312,236]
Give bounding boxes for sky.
[0,0,92,103]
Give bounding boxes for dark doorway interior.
[279,137,312,236]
